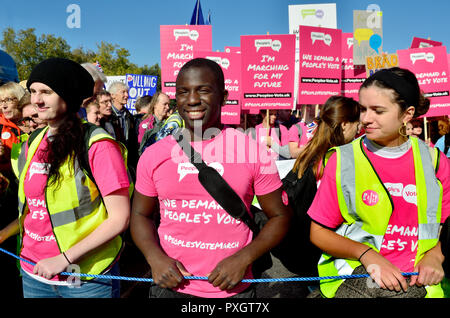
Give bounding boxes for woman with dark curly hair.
[308,67,450,298]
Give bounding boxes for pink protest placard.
[220,104,241,125]
[224,46,241,54]
[298,25,342,105]
[398,46,450,117]
[410,37,442,49]
[160,25,212,99]
[341,33,366,100]
[448,54,450,76]
[240,34,295,110]
[194,51,242,124]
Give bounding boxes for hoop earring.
[399,122,408,137]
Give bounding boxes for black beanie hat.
[27,58,94,113]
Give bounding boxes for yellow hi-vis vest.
[318,137,444,298]
[13,125,127,280]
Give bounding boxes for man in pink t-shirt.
[288,122,308,159]
[252,110,291,160]
[131,58,291,298]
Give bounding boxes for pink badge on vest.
[281,190,289,206]
[362,190,379,206]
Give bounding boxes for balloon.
[369,34,382,54]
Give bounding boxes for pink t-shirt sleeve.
[288,125,300,143]
[88,139,130,197]
[252,158,283,196]
[298,123,308,146]
[135,148,158,197]
[307,152,344,228]
[288,123,308,147]
[279,124,290,146]
[138,117,154,144]
[437,154,450,222]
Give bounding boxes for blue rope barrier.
[0,246,418,283]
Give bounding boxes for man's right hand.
[151,256,192,289]
[0,172,9,194]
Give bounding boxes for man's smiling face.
[176,65,227,135]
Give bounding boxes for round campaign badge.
[1,132,11,140]
[362,190,379,206]
[281,190,289,206]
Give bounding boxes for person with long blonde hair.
[137,92,170,143]
[292,96,361,182]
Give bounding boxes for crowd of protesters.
[0,56,448,299]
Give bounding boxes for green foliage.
[0,27,161,90]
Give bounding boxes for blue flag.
[0,50,19,83]
[207,10,212,25]
[190,0,205,25]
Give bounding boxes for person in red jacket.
[0,81,24,148]
[0,82,25,299]
[0,81,25,177]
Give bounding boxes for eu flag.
[190,0,205,25]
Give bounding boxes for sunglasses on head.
[19,113,39,124]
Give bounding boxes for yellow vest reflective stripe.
[319,137,443,298]
[14,126,124,280]
[164,112,184,126]
[11,134,28,180]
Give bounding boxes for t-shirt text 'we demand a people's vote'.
[136,128,282,297]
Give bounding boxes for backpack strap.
[274,122,281,140]
[80,122,100,182]
[428,144,440,173]
[27,127,47,147]
[295,123,303,140]
[250,127,256,140]
[173,130,259,233]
